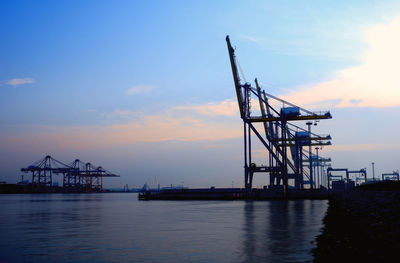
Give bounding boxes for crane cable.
[235,57,247,83]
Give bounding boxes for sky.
[1,0,400,188]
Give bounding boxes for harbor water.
[0,193,327,263]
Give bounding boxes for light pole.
[306,122,313,189]
[372,162,375,181]
[315,147,319,189]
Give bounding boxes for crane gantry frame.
[226,35,332,192]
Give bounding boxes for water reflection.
[242,201,256,262]
[1,194,107,262]
[241,200,327,263]
[0,194,327,263]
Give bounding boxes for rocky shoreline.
[313,181,400,262]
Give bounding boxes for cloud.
[108,115,241,143]
[105,109,139,118]
[239,35,261,44]
[126,85,152,95]
[173,99,238,117]
[349,99,363,105]
[0,99,243,151]
[6,78,35,86]
[279,16,400,109]
[324,143,400,152]
[0,116,241,151]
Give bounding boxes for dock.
[138,188,332,200]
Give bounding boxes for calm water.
[0,193,327,263]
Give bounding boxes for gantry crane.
[21,155,74,191]
[64,159,119,192]
[81,162,118,192]
[63,159,85,191]
[304,156,332,188]
[326,168,348,189]
[348,168,367,185]
[226,36,332,192]
[327,168,367,188]
[382,171,399,181]
[21,155,119,192]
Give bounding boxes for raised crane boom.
[226,35,244,118]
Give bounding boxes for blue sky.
[1,0,400,188]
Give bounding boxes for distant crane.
[382,171,399,181]
[21,155,74,191]
[21,155,119,192]
[348,169,367,185]
[226,35,332,192]
[327,167,367,189]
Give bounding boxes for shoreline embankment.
[313,181,400,263]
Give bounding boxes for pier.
[139,187,332,200]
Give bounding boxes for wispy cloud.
[0,98,243,150]
[126,85,153,95]
[104,109,139,118]
[0,115,241,150]
[239,35,261,44]
[6,78,35,86]
[325,143,400,152]
[279,16,400,109]
[173,99,238,117]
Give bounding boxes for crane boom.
[255,78,269,138]
[226,35,244,118]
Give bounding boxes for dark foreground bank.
[313,181,400,263]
